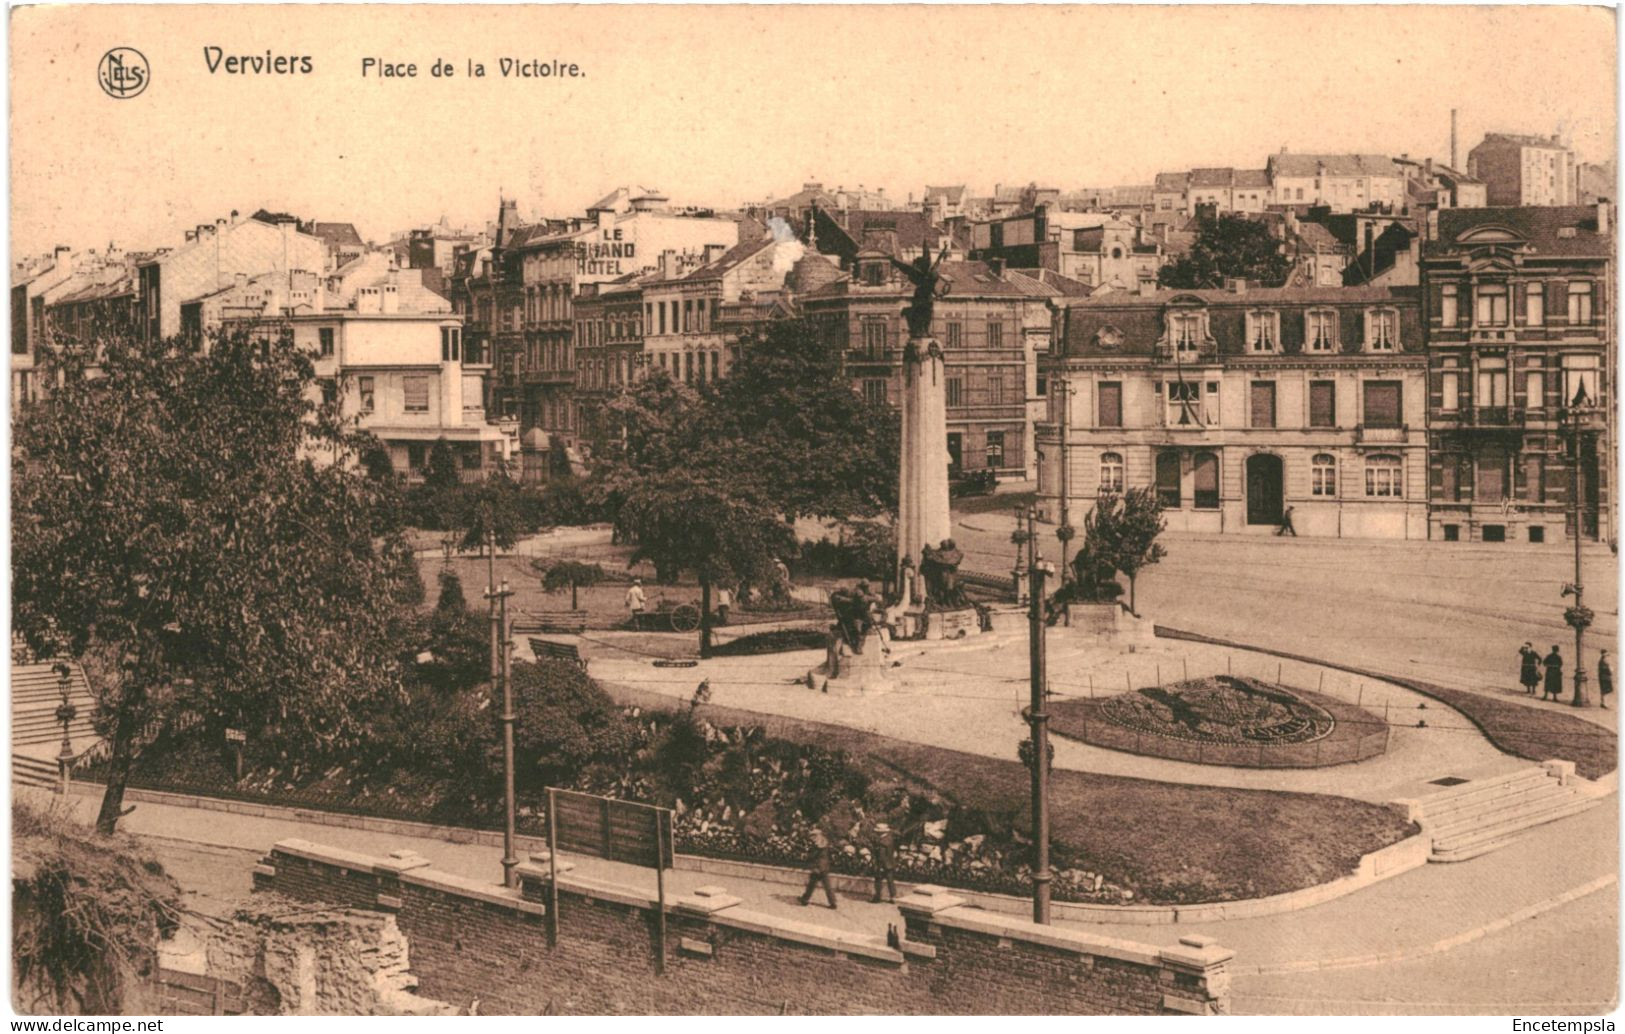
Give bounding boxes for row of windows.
[1438,452,1551,505]
[525,284,572,324]
[1094,379,1404,430]
[1098,450,1405,502]
[857,319,1008,356]
[645,297,711,337]
[1167,308,1400,354]
[1438,356,1599,411]
[575,317,643,346]
[1440,282,1596,328]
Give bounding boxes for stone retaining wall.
[253,838,1234,1015]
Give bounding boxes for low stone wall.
[253,838,1234,1015]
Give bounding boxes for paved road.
[951,509,1620,725]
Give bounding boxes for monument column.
[897,338,951,605]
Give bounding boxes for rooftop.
[1427,205,1611,258]
[1268,153,1399,179]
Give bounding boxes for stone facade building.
[801,258,1068,479]
[1420,204,1612,543]
[1467,133,1577,207]
[1040,283,1428,539]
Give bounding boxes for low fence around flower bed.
[1054,698,1389,769]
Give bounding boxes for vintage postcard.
[7,2,1619,1021]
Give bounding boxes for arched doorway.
[1246,454,1283,526]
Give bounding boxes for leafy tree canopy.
[12,327,417,832]
[1157,214,1290,290]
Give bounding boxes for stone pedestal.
[983,605,1027,634]
[808,630,894,695]
[919,608,981,641]
[1062,603,1156,644]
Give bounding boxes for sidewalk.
[34,781,1616,973]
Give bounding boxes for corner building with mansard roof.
[1039,281,1428,539]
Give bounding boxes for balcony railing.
[1354,424,1408,443]
[1466,406,1523,427]
[1155,343,1217,363]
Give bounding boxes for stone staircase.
[12,661,100,788]
[1416,764,1604,863]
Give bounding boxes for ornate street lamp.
[52,661,76,795]
[1561,383,1597,707]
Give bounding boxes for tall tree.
[12,328,416,833]
[1083,488,1168,616]
[1157,213,1291,290]
[701,318,899,521]
[455,465,528,554]
[617,471,796,656]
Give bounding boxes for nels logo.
[98,47,149,99]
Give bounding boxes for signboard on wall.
[548,787,673,869]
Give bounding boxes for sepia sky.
[9,4,1618,257]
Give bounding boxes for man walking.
[714,583,732,625]
[625,578,646,630]
[797,827,837,909]
[1599,650,1613,710]
[1543,645,1565,702]
[1276,505,1297,537]
[1519,642,1541,695]
[869,821,898,904]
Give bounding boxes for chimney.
[217,218,228,228]
[185,230,197,243]
[988,257,1006,277]
[1426,208,1440,242]
[235,272,247,288]
[1137,278,1157,297]
[1598,200,1610,235]
[659,249,676,280]
[1424,157,1434,178]
[1227,277,1247,295]
[1450,108,1459,170]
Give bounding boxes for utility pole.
[1057,376,1073,585]
[1025,508,1053,924]
[485,528,521,886]
[1564,390,1595,707]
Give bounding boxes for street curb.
[1243,872,1618,976]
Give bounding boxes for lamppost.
[53,661,76,796]
[1022,508,1055,924]
[1056,377,1076,587]
[1562,384,1596,708]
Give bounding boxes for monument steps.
[1418,766,1603,862]
[12,754,59,789]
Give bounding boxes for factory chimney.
[1450,108,1459,170]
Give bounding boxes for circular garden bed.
[1049,676,1390,769]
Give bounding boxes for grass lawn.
[1155,626,1618,780]
[606,681,1418,904]
[421,553,830,632]
[1396,679,1617,781]
[952,489,1036,517]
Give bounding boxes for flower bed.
[1052,677,1389,769]
[709,628,829,657]
[1153,625,1618,779]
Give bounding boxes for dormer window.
[1365,308,1399,352]
[1305,309,1337,352]
[1246,310,1279,352]
[1171,312,1202,354]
